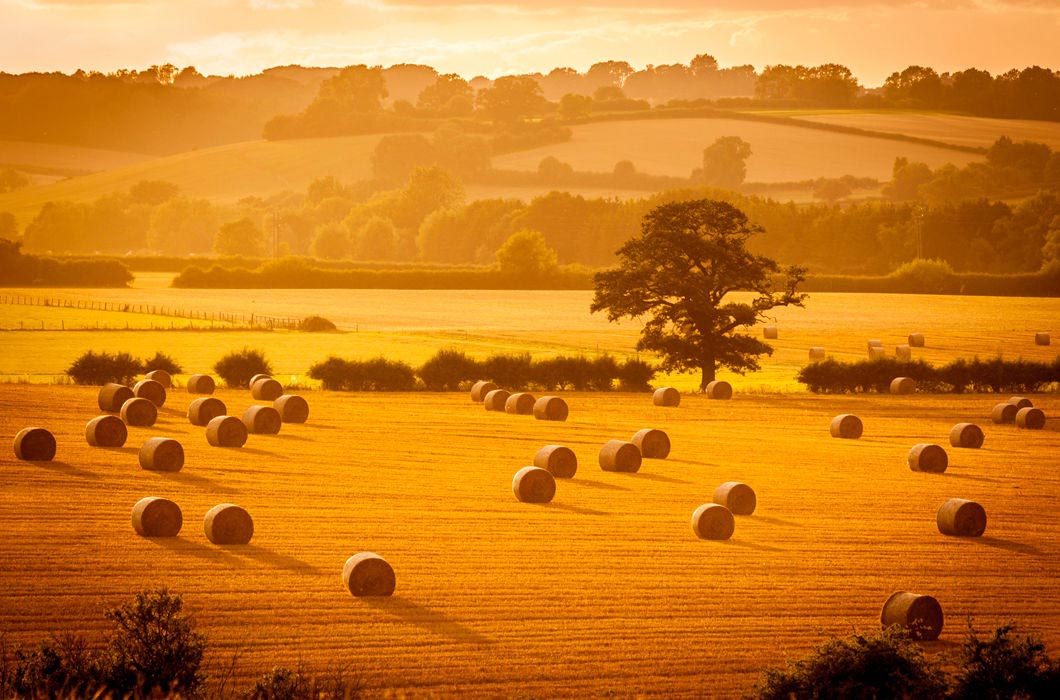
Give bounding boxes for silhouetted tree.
[213,217,265,256]
[496,229,558,276]
[476,75,548,122]
[701,136,752,189]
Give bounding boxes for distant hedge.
[798,356,1060,394]
[1,238,132,287]
[803,259,1060,297]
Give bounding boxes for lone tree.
[591,198,806,390]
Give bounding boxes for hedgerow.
[797,356,1060,394]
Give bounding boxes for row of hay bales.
[471,380,569,421]
[651,382,731,407]
[775,327,1051,363]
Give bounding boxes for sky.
[1,0,1057,87]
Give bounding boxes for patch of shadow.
[271,433,312,442]
[150,537,242,564]
[625,471,691,485]
[544,502,608,516]
[362,596,491,644]
[34,460,100,480]
[228,544,319,573]
[156,470,236,492]
[303,423,340,430]
[940,471,1002,484]
[976,536,1043,556]
[723,539,786,552]
[569,478,629,491]
[750,515,802,528]
[237,447,278,457]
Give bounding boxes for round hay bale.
[867,339,883,349]
[653,387,680,407]
[133,379,166,408]
[1007,396,1033,410]
[713,482,756,515]
[908,333,925,347]
[949,423,984,449]
[144,369,172,388]
[880,591,943,640]
[991,402,1018,424]
[120,397,158,427]
[890,377,916,395]
[599,440,641,473]
[504,392,536,415]
[85,415,127,447]
[631,428,670,459]
[691,503,735,540]
[139,437,183,472]
[249,373,271,386]
[470,380,498,402]
[13,427,56,461]
[868,346,887,360]
[203,503,253,545]
[808,346,826,361]
[895,344,911,360]
[937,498,986,537]
[242,405,282,434]
[763,326,778,339]
[705,380,732,400]
[274,394,309,423]
[251,377,283,401]
[206,415,248,448]
[512,466,556,504]
[533,445,577,479]
[98,383,134,412]
[343,552,396,597]
[483,389,511,412]
[533,396,569,422]
[188,397,226,426]
[186,374,215,395]
[131,496,182,537]
[908,443,948,473]
[1035,332,1050,346]
[1016,407,1046,430]
[830,414,863,439]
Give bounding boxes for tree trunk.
[699,356,717,391]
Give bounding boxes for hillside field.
[1,385,1058,698]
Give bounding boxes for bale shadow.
[544,502,609,516]
[723,539,786,552]
[625,471,691,485]
[157,470,236,492]
[229,544,319,573]
[568,478,629,491]
[976,536,1043,556]
[939,471,1002,484]
[150,537,242,564]
[303,423,340,430]
[362,596,491,644]
[749,515,802,528]
[272,433,312,442]
[237,447,278,457]
[34,460,100,480]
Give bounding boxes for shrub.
[754,626,947,700]
[12,634,102,698]
[143,350,183,375]
[797,356,1060,394]
[950,624,1060,699]
[307,356,350,390]
[298,315,337,332]
[588,355,619,390]
[617,357,657,392]
[307,356,416,391]
[246,664,363,700]
[483,352,533,389]
[214,348,273,388]
[66,350,143,385]
[419,349,481,391]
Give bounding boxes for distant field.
[491,117,983,182]
[1,385,1058,698]
[0,139,151,175]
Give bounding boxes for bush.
[307,356,416,391]
[214,348,273,388]
[12,634,101,699]
[418,349,481,391]
[950,624,1060,699]
[483,352,533,389]
[298,315,337,332]
[617,357,657,392]
[142,350,183,376]
[798,356,1060,394]
[66,350,143,385]
[246,664,362,700]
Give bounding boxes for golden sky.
[1,0,1057,86]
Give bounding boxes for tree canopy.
[591,199,806,389]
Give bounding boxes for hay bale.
[895,344,911,360]
[120,397,158,427]
[868,346,887,360]
[85,415,127,447]
[691,503,735,540]
[242,405,282,434]
[991,402,1017,424]
[98,383,134,412]
[251,377,283,401]
[533,445,577,479]
[653,387,680,407]
[705,380,732,400]
[867,339,883,349]
[131,496,182,537]
[186,374,215,395]
[1035,332,1050,346]
[206,415,248,448]
[144,369,172,388]
[188,397,226,426]
[908,443,948,473]
[908,333,925,347]
[1016,407,1046,430]
[470,380,498,402]
[13,427,56,461]
[890,377,916,395]
[937,498,987,537]
[880,591,943,640]
[133,379,167,408]
[249,373,271,386]
[139,437,184,472]
[599,440,641,473]
[830,414,863,439]
[808,347,826,361]
[343,552,396,597]
[949,423,984,449]
[1008,396,1033,409]
[512,466,556,504]
[505,392,536,415]
[483,389,511,412]
[274,394,309,423]
[713,482,756,515]
[203,503,253,545]
[763,326,778,339]
[533,396,569,422]
[631,428,670,459]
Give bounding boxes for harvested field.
[1,385,1058,698]
[790,112,1060,150]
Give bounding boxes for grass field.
[1,385,1058,698]
[788,112,1060,150]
